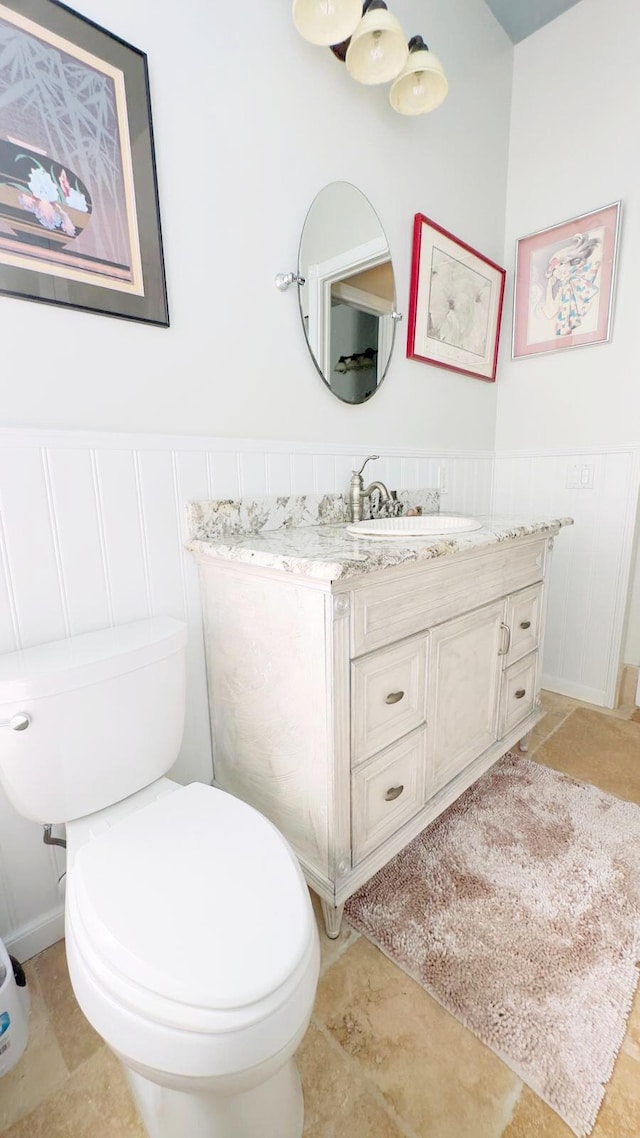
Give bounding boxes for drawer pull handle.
[515,688,526,699]
[385,691,405,705]
[520,620,531,630]
[498,622,511,656]
[385,785,404,802]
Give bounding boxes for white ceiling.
[483,0,583,42]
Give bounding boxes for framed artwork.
[0,0,168,325]
[406,213,506,383]
[512,202,621,360]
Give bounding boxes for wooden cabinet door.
[427,600,505,795]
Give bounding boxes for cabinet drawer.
[352,729,427,865]
[500,652,538,737]
[352,540,546,655]
[505,584,543,665]
[351,635,427,765]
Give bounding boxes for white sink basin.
[347,515,483,539]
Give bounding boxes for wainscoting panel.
[493,448,640,707]
[0,428,491,957]
[1,428,636,958]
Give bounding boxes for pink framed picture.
[406,213,506,383]
[512,202,621,360]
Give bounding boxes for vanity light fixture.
[291,0,447,115]
[389,35,448,115]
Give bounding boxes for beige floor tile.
[631,709,640,724]
[533,708,640,804]
[2,1045,145,1138]
[527,708,573,754]
[31,939,102,1073]
[524,690,580,754]
[622,985,640,1063]
[314,937,521,1138]
[500,1086,576,1137]
[0,965,69,1133]
[497,1050,640,1138]
[310,890,360,975]
[300,1023,406,1137]
[539,691,580,716]
[592,1051,640,1138]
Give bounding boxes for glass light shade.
[345,9,408,85]
[390,45,448,115]
[292,0,363,46]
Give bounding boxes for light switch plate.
[566,463,595,489]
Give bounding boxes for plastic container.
[0,938,29,1077]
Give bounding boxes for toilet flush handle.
[0,713,31,731]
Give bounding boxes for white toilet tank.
[0,618,187,824]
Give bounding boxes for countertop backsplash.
[187,489,440,542]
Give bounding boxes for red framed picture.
[406,213,506,382]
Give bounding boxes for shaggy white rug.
[344,753,640,1137]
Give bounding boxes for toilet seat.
[66,783,315,1033]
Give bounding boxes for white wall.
[0,0,512,451]
[496,0,640,452]
[495,0,640,669]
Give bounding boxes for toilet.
[0,618,320,1138]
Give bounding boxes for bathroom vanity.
[189,496,572,938]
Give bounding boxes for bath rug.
[344,753,640,1136]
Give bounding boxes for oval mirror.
[298,182,397,405]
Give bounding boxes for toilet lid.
[70,783,313,1013]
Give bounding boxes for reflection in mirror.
[298,182,397,405]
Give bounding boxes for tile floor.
[1,690,639,1138]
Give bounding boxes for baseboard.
[542,674,608,709]
[4,905,64,963]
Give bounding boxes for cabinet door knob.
[0,713,30,731]
[515,688,526,699]
[384,785,404,801]
[385,691,404,705]
[520,620,531,630]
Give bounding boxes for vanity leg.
[518,731,532,754]
[320,899,344,940]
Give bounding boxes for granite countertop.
[187,493,573,584]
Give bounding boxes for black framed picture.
[0,0,169,325]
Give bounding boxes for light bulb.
[412,72,425,97]
[369,31,384,62]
